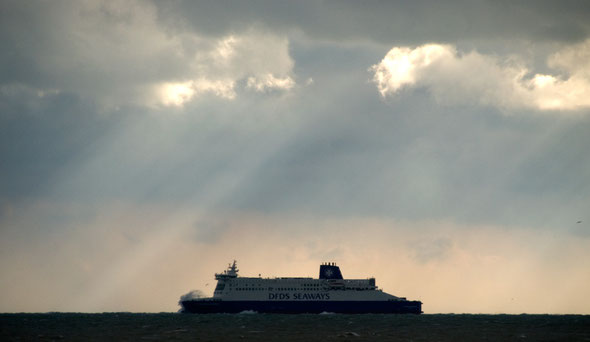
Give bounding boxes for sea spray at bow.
[178,290,205,303]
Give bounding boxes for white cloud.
[159,82,195,107]
[193,79,236,99]
[246,74,295,92]
[371,41,590,111]
[151,29,296,106]
[548,39,590,78]
[157,78,236,107]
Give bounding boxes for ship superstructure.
[180,261,422,314]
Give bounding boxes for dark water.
[1,313,589,341]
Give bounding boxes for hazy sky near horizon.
[1,0,590,313]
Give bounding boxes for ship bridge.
[215,260,239,280]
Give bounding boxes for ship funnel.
[319,262,343,279]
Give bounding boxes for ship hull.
[180,300,422,314]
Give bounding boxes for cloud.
[152,30,296,105]
[158,82,197,106]
[548,39,590,77]
[157,1,590,45]
[158,79,236,106]
[246,74,295,92]
[144,28,298,106]
[371,41,590,111]
[0,1,296,109]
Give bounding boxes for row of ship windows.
[233,284,321,288]
[233,287,321,291]
[227,288,373,292]
[235,288,263,291]
[217,287,372,293]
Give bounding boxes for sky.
[1,0,589,314]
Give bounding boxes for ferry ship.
[179,261,422,314]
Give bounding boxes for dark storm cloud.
[157,0,590,44]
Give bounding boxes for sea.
[1,313,589,341]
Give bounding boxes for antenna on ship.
[228,260,238,275]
